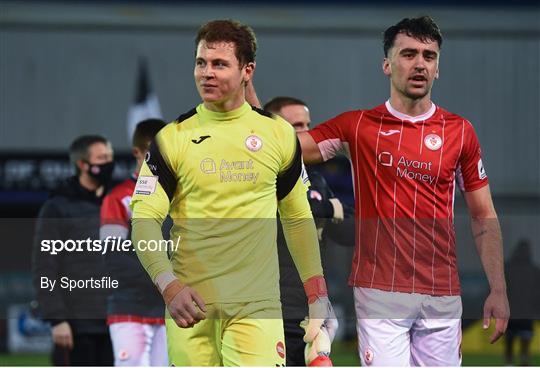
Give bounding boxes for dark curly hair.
[383,16,443,57]
[195,19,257,67]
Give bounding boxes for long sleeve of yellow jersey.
[131,130,176,286]
[277,121,324,282]
[278,179,324,282]
[130,162,171,284]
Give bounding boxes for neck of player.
[389,93,433,117]
[203,92,246,113]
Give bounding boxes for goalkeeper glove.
[301,318,333,366]
[303,275,338,343]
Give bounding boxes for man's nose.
[201,65,214,78]
[414,56,426,70]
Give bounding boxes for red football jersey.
[100,175,136,228]
[309,102,488,296]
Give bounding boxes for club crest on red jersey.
[424,133,442,151]
[245,135,262,152]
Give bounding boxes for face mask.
[85,161,115,186]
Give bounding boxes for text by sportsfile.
[41,276,119,292]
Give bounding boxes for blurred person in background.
[31,135,114,365]
[264,96,354,365]
[504,239,540,366]
[100,119,168,366]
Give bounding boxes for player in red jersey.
[297,16,509,366]
[100,119,167,366]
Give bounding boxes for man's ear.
[76,159,88,173]
[243,61,255,83]
[434,68,439,79]
[132,147,141,160]
[382,58,391,76]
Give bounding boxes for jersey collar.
[197,102,251,122]
[385,100,436,123]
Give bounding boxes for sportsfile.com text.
[40,236,180,255]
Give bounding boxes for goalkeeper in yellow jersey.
[130,19,336,366]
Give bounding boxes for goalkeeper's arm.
[131,160,206,328]
[278,177,338,343]
[278,178,323,283]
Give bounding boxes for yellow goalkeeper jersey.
[131,102,321,303]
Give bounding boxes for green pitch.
[0,353,50,366]
[1,345,539,366]
[329,341,540,366]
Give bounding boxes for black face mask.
[85,161,115,186]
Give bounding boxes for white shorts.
[109,322,168,366]
[354,287,462,366]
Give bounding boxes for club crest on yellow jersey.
[245,135,262,152]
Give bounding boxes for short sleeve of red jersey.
[309,111,358,161]
[100,192,130,228]
[457,121,489,192]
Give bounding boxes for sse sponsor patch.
[135,176,158,195]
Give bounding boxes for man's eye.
[196,60,205,66]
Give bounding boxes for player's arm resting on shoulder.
[298,131,323,164]
[463,184,509,343]
[245,77,261,108]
